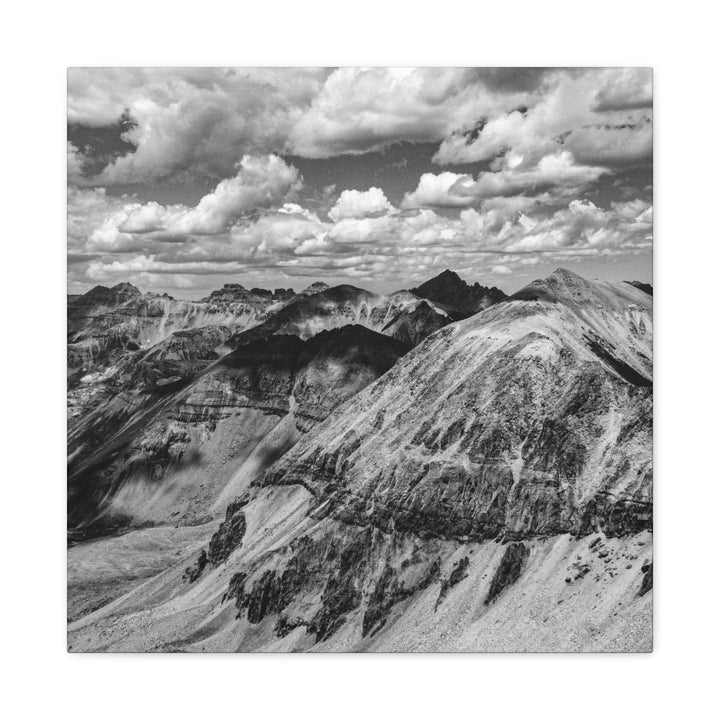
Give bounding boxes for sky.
[67,67,652,298]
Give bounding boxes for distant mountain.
[625,280,653,296]
[226,284,448,348]
[410,269,506,318]
[67,282,283,419]
[68,282,142,307]
[201,283,295,303]
[301,282,330,295]
[382,299,451,345]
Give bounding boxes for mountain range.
[67,268,653,651]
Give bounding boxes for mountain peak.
[437,268,461,280]
[547,267,583,282]
[76,282,141,306]
[110,282,141,295]
[410,269,506,319]
[301,281,331,296]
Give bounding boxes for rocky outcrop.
[639,560,653,596]
[485,543,529,604]
[435,556,470,609]
[220,523,444,643]
[207,500,247,565]
[182,550,208,583]
[201,283,295,303]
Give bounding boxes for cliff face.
[68,270,653,652]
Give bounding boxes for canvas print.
[67,68,653,652]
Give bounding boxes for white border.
[4,1,719,717]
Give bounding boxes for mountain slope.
[68,325,410,539]
[381,300,452,345]
[68,269,653,651]
[265,269,651,533]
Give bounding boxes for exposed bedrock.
[221,523,446,643]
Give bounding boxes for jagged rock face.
[67,325,409,536]
[262,270,652,542]
[201,283,295,303]
[485,543,529,604]
[219,520,444,642]
[410,269,506,319]
[227,285,446,348]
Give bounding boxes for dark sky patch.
[68,111,138,177]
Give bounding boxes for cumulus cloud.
[68,68,328,184]
[68,67,537,182]
[68,67,651,189]
[70,185,652,292]
[402,152,609,209]
[67,68,652,293]
[84,155,302,251]
[434,68,652,169]
[288,67,522,158]
[328,187,394,221]
[401,172,476,209]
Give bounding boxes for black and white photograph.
[65,67,654,652]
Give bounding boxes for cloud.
[67,68,652,294]
[68,67,537,183]
[83,155,302,251]
[402,152,609,209]
[491,264,513,275]
[401,172,476,209]
[288,68,509,158]
[434,68,652,169]
[328,187,394,221]
[67,143,85,185]
[593,67,653,112]
[71,187,652,293]
[458,151,610,199]
[68,67,651,190]
[68,68,328,184]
